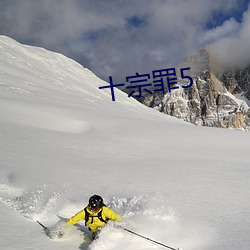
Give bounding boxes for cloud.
[200,18,240,45]
[209,3,250,68]
[0,0,249,83]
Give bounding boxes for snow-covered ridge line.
[0,35,159,134]
[0,35,149,109]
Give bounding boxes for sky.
[0,0,249,84]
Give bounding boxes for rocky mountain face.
[124,49,250,130]
[216,66,250,100]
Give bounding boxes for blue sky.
[206,0,249,28]
[0,0,249,83]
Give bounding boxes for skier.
[66,194,121,239]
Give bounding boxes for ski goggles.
[89,205,101,212]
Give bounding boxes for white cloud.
[200,18,240,45]
[0,0,248,81]
[209,4,250,68]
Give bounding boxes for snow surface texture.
[0,36,250,250]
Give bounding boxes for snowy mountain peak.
[0,35,160,134]
[0,35,121,102]
[134,48,250,130]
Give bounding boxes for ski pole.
[37,220,48,231]
[122,227,180,250]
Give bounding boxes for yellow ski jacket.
[67,206,121,233]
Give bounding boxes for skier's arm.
[104,207,122,222]
[67,209,85,225]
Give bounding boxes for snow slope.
[0,36,249,250]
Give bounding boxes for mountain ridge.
[127,48,250,130]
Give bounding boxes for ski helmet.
[89,195,104,210]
